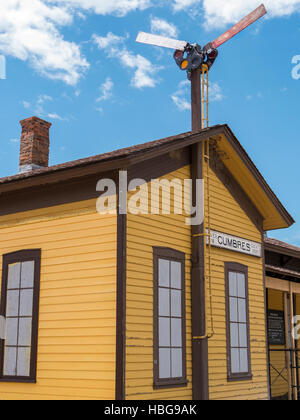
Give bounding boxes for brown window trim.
[225,262,252,382]
[153,247,188,389]
[0,249,41,383]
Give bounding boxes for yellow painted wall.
[205,164,269,400]
[125,160,270,400]
[0,200,117,400]
[125,165,193,400]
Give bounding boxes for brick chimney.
[19,116,52,173]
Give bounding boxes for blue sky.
[0,0,300,245]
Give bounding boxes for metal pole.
[191,68,202,132]
[191,68,209,400]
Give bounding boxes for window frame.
[153,247,187,389]
[0,249,41,383]
[225,262,252,382]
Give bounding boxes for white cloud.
[246,91,263,101]
[201,1,300,30]
[92,32,125,50]
[25,94,65,120]
[52,0,152,17]
[96,77,114,102]
[47,112,64,120]
[93,32,162,89]
[0,0,152,85]
[172,0,201,12]
[0,0,89,85]
[209,81,224,102]
[22,101,31,109]
[171,79,224,111]
[121,49,161,88]
[172,1,300,29]
[171,80,191,111]
[35,94,53,115]
[150,17,179,38]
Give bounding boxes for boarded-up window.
[225,262,252,381]
[153,247,187,388]
[0,250,41,382]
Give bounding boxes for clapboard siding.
[0,199,117,400]
[206,164,269,400]
[126,166,193,400]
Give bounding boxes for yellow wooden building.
[0,116,297,400]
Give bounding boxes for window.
[0,250,41,382]
[153,247,187,388]
[225,262,252,381]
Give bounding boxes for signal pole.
[191,67,209,400]
[191,68,202,132]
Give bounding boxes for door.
[267,285,300,400]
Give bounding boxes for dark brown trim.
[262,234,271,400]
[265,265,300,279]
[153,247,187,389]
[264,240,300,260]
[128,149,190,184]
[0,249,41,383]
[225,262,252,382]
[115,201,127,400]
[191,141,209,400]
[222,125,294,229]
[0,150,189,218]
[209,146,264,233]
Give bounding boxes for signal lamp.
[173,50,186,69]
[180,60,189,70]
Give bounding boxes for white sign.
[208,230,262,258]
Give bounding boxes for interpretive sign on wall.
[268,310,286,346]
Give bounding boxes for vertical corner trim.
[115,211,127,400]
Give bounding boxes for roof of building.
[0,128,208,186]
[264,237,300,258]
[0,123,294,231]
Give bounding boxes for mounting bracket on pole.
[173,43,218,80]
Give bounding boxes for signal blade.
[212,4,267,49]
[136,32,188,51]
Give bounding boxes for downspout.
[191,68,209,400]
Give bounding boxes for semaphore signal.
[136,4,267,131]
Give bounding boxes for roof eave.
[0,124,294,232]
